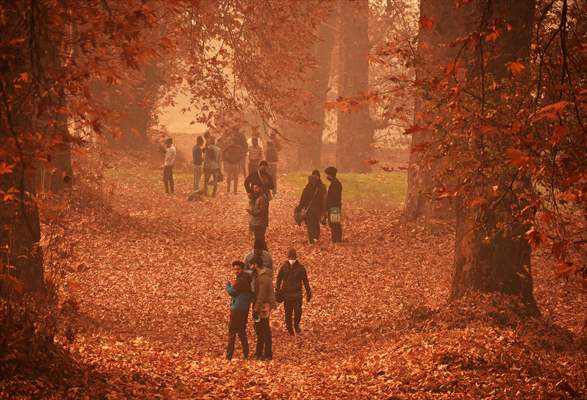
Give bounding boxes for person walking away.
[265,140,279,196]
[203,137,222,197]
[276,248,311,336]
[247,184,269,246]
[225,260,252,360]
[248,137,263,175]
[223,134,244,194]
[250,256,276,360]
[244,161,275,199]
[234,129,249,180]
[192,136,204,193]
[163,137,176,194]
[324,166,343,242]
[295,170,326,244]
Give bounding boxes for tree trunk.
[336,0,373,172]
[404,0,470,221]
[450,0,537,312]
[295,15,336,170]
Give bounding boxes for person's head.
[325,166,337,180]
[165,137,173,147]
[231,260,245,275]
[258,160,268,173]
[204,131,211,139]
[196,136,204,145]
[250,256,264,272]
[252,183,261,194]
[311,169,320,178]
[287,248,297,261]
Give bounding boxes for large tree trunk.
[450,0,537,312]
[295,15,336,170]
[336,0,373,172]
[404,1,470,221]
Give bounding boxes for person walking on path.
[203,137,222,197]
[225,260,252,360]
[247,137,263,175]
[244,161,275,199]
[250,256,276,360]
[247,183,269,247]
[265,139,279,196]
[192,136,204,193]
[295,170,327,244]
[275,248,311,336]
[163,137,176,194]
[223,134,245,194]
[323,166,343,243]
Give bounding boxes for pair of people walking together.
[225,247,312,361]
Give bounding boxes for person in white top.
[163,137,176,194]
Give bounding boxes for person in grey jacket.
[247,183,269,248]
[250,256,276,360]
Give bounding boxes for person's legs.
[294,297,303,333]
[163,167,170,193]
[284,300,294,335]
[261,318,272,359]
[306,216,320,243]
[332,223,342,242]
[253,226,267,248]
[169,166,174,194]
[226,310,238,360]
[203,169,210,196]
[254,317,264,358]
[211,169,218,196]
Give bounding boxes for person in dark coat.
[275,248,311,336]
[295,170,326,244]
[247,184,269,247]
[244,160,275,199]
[323,166,343,243]
[225,261,252,360]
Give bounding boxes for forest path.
[54,151,585,399]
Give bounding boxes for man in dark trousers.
[250,256,276,360]
[324,166,343,243]
[295,170,326,244]
[163,137,176,194]
[192,136,204,193]
[247,183,269,248]
[225,261,252,360]
[276,248,311,336]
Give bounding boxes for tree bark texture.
[295,15,336,170]
[335,0,373,172]
[450,0,538,312]
[404,0,470,221]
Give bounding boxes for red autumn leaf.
[419,16,434,30]
[507,62,525,76]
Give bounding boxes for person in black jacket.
[192,136,204,193]
[295,170,326,244]
[244,160,275,199]
[324,166,343,243]
[275,248,312,336]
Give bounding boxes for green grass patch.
[284,171,407,209]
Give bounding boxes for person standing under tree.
[192,136,204,193]
[223,133,244,194]
[265,138,279,196]
[295,170,326,244]
[324,166,343,243]
[203,137,221,197]
[250,256,276,360]
[247,183,269,247]
[225,260,252,360]
[163,137,176,194]
[247,137,263,175]
[275,248,311,336]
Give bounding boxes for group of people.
[226,241,312,361]
[161,129,281,198]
